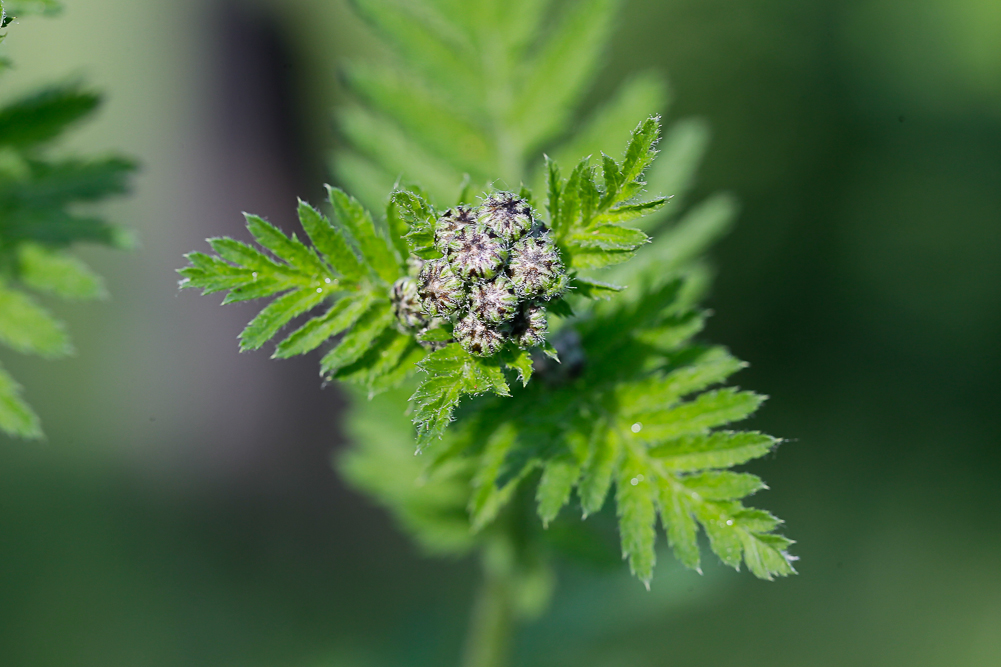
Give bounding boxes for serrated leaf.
[245,214,329,277]
[600,153,622,206]
[619,115,661,187]
[239,288,327,352]
[297,199,365,282]
[567,224,648,251]
[504,348,533,386]
[650,431,777,472]
[17,243,106,300]
[536,453,582,527]
[545,155,561,227]
[595,198,668,224]
[342,63,493,175]
[384,195,413,263]
[618,347,745,416]
[554,158,586,240]
[739,532,796,580]
[571,276,623,300]
[0,84,97,149]
[469,423,522,530]
[273,291,376,358]
[682,471,766,501]
[208,237,284,275]
[338,105,464,208]
[412,345,510,451]
[694,500,744,569]
[636,388,765,442]
[658,478,700,571]
[0,285,71,358]
[393,189,438,259]
[335,328,419,396]
[509,0,618,152]
[0,361,42,439]
[578,422,618,516]
[320,300,394,376]
[545,297,574,319]
[616,446,657,585]
[327,186,401,283]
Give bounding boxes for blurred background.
[1,0,999,665]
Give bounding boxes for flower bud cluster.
[394,193,567,357]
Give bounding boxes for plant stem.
[462,539,516,667]
[462,564,514,667]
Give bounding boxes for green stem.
[461,561,514,667]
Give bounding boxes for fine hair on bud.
[434,205,477,254]
[508,232,566,300]
[448,226,508,281]
[417,258,466,318]
[512,302,548,349]
[391,276,428,331]
[455,313,506,357]
[478,192,535,241]
[469,274,519,325]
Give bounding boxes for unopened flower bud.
[448,226,508,281]
[434,205,477,254]
[478,192,534,241]
[417,258,466,318]
[390,277,428,330]
[508,232,566,300]
[511,303,548,349]
[455,313,506,357]
[469,274,519,325]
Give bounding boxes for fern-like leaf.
[444,278,795,585]
[178,187,425,396]
[0,14,135,439]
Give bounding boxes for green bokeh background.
[1,0,999,665]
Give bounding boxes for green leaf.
[342,63,494,175]
[634,388,765,442]
[650,431,777,472]
[0,84,97,149]
[296,199,365,282]
[0,284,71,358]
[245,214,329,277]
[0,361,42,439]
[550,73,669,173]
[509,0,618,152]
[536,453,582,527]
[657,478,700,571]
[335,328,421,396]
[3,0,61,17]
[545,155,561,227]
[619,115,661,187]
[238,287,327,352]
[393,188,439,259]
[616,446,657,585]
[503,348,534,386]
[567,224,648,251]
[412,345,510,451]
[595,197,668,224]
[327,186,402,283]
[273,292,376,359]
[320,300,395,377]
[577,422,617,517]
[17,243,106,300]
[570,276,623,300]
[682,471,766,501]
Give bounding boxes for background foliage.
[0,0,999,666]
[0,0,134,437]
